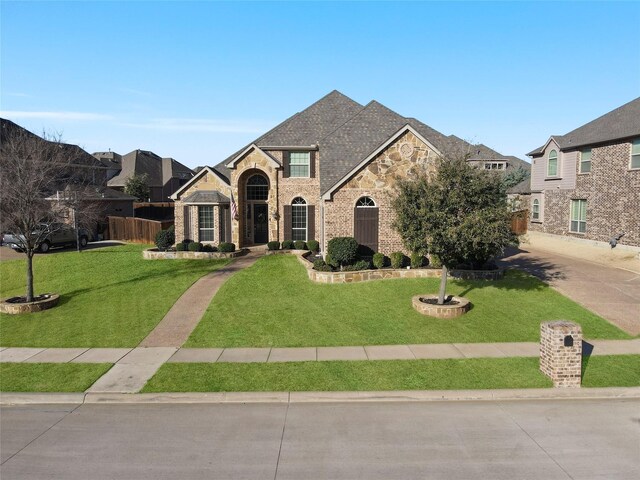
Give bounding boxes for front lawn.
[0,363,112,392]
[186,255,629,348]
[143,357,553,392]
[0,245,229,347]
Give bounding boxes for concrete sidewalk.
[3,339,639,365]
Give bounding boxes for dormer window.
[484,162,505,170]
[547,150,558,177]
[290,152,310,177]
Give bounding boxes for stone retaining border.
[289,252,504,284]
[0,293,60,314]
[412,295,471,318]
[143,248,243,260]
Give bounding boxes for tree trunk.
[26,251,34,302]
[74,208,81,253]
[437,265,448,305]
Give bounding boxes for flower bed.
[294,252,504,284]
[143,248,243,260]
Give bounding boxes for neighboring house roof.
[1,118,107,171]
[206,91,523,195]
[528,97,640,156]
[182,190,230,204]
[106,149,193,188]
[506,178,531,195]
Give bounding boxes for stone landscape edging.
[288,251,504,284]
[0,293,60,314]
[143,248,243,260]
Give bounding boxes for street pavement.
[1,398,638,479]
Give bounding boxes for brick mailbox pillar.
[540,321,583,388]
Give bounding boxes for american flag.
[230,191,239,220]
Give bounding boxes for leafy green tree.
[393,152,518,304]
[124,173,150,202]
[501,165,530,191]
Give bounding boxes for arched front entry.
[354,196,379,255]
[242,173,269,244]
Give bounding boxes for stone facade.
[324,131,438,253]
[530,140,640,247]
[539,321,582,388]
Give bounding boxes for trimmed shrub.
[202,244,216,252]
[267,241,280,251]
[154,228,173,251]
[313,258,334,272]
[372,252,386,269]
[188,242,203,252]
[218,242,235,253]
[175,242,186,252]
[282,240,294,250]
[411,252,425,268]
[429,254,442,268]
[390,252,405,269]
[342,259,371,272]
[327,236,358,267]
[294,240,306,250]
[307,240,320,252]
[324,253,339,268]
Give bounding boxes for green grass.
[186,255,629,347]
[0,363,112,392]
[0,244,229,347]
[581,355,640,387]
[143,357,554,392]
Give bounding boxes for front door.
[253,204,268,244]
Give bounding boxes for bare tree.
[0,125,102,301]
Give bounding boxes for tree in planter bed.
[392,150,517,305]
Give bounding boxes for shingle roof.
[528,97,640,156]
[107,149,193,187]
[181,190,230,204]
[209,91,524,195]
[506,178,531,195]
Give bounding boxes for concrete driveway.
[499,246,640,335]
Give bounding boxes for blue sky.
[2,1,639,168]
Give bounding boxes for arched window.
[356,196,376,208]
[246,174,268,200]
[548,150,558,177]
[532,199,540,220]
[291,197,307,241]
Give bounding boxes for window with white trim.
[484,162,505,170]
[580,148,592,173]
[356,196,376,208]
[198,206,214,241]
[548,150,558,177]
[631,139,640,169]
[570,199,587,234]
[290,152,310,177]
[291,197,307,241]
[532,199,540,220]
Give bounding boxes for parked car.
[3,223,91,253]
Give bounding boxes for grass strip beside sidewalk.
[0,363,113,392]
[143,355,640,392]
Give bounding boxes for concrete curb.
[2,387,639,406]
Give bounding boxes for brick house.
[527,97,640,247]
[171,91,520,253]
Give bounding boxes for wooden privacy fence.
[511,210,528,235]
[107,216,174,244]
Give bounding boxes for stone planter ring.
[412,294,470,318]
[0,293,60,314]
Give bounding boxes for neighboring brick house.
[171,91,521,253]
[96,149,194,202]
[527,97,640,248]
